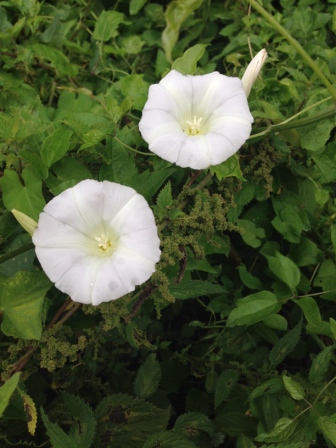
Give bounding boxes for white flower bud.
[241,49,268,97]
[12,209,38,236]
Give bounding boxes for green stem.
[113,136,156,156]
[0,243,35,264]
[247,0,336,102]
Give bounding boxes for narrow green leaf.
[269,321,302,367]
[227,291,281,327]
[0,373,21,418]
[169,281,223,300]
[41,408,78,448]
[134,354,162,399]
[283,375,305,400]
[309,346,334,384]
[249,378,283,401]
[41,127,73,168]
[214,370,239,408]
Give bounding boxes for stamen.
[186,116,202,135]
[95,234,110,250]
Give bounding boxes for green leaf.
[237,219,265,248]
[0,372,21,418]
[62,393,96,448]
[214,369,239,408]
[255,417,297,443]
[209,154,244,181]
[156,181,173,209]
[30,44,77,76]
[134,354,161,399]
[282,375,305,400]
[119,74,149,111]
[249,378,283,401]
[172,44,208,75]
[300,120,334,151]
[135,168,176,202]
[227,291,281,327]
[266,251,301,289]
[93,10,127,41]
[130,0,147,15]
[330,318,336,339]
[41,126,73,168]
[162,0,203,62]
[315,188,329,206]
[1,167,45,221]
[238,265,263,290]
[169,281,223,300]
[143,431,196,448]
[269,320,302,367]
[271,205,303,243]
[318,416,336,445]
[19,149,48,180]
[295,296,321,326]
[174,411,214,437]
[18,387,37,435]
[309,346,334,384]
[262,314,288,331]
[0,271,52,340]
[41,408,78,448]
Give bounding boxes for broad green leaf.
[249,378,283,400]
[295,296,321,326]
[282,375,305,400]
[134,354,161,399]
[266,251,301,289]
[255,417,297,443]
[62,393,96,448]
[0,271,52,340]
[1,167,45,221]
[119,74,149,111]
[271,205,303,243]
[156,181,173,209]
[130,0,147,15]
[238,265,263,290]
[237,219,265,248]
[315,188,329,206]
[19,149,48,180]
[318,416,336,445]
[262,314,288,331]
[269,321,302,367]
[309,346,334,384]
[0,373,21,418]
[162,0,203,62]
[174,412,214,436]
[300,120,334,151]
[172,44,208,75]
[136,169,176,202]
[30,44,77,76]
[214,369,239,408]
[209,154,244,181]
[169,281,223,300]
[215,411,257,437]
[143,431,196,448]
[41,408,78,448]
[41,126,73,168]
[227,291,281,327]
[93,11,127,41]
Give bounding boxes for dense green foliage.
[0,0,336,446]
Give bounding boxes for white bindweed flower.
[241,49,268,97]
[139,69,254,170]
[32,180,161,306]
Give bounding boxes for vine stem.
[247,0,336,102]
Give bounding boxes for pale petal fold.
[139,69,254,170]
[33,180,161,305]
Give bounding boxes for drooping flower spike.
[139,50,267,170]
[32,180,161,306]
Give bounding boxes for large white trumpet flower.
[32,180,161,305]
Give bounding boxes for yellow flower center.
[186,116,202,136]
[95,234,113,254]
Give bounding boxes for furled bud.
[241,49,268,97]
[12,209,38,236]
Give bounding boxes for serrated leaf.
[172,44,208,75]
[0,373,21,418]
[174,412,214,437]
[269,321,302,367]
[0,271,52,340]
[41,408,78,448]
[227,291,281,327]
[209,154,244,181]
[1,167,45,221]
[18,387,37,436]
[282,375,305,400]
[169,281,223,300]
[41,127,73,168]
[30,44,77,76]
[93,10,127,41]
[157,181,173,209]
[318,416,336,445]
[134,354,161,399]
[143,431,196,448]
[62,393,96,448]
[249,378,283,401]
[214,369,239,408]
[255,418,297,443]
[309,346,334,384]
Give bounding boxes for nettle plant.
[0,0,336,447]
